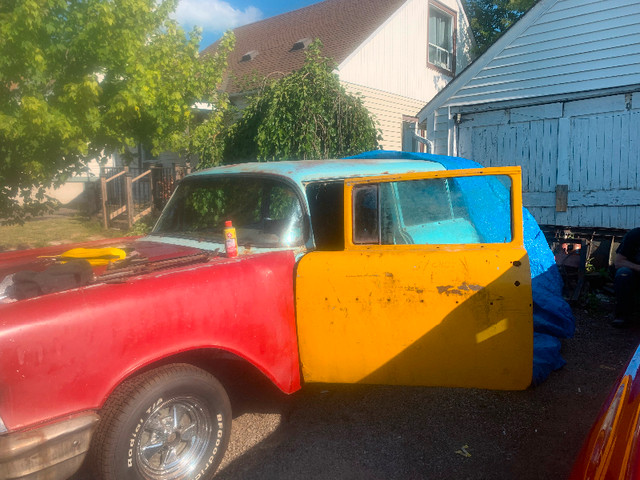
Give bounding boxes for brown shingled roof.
[201,0,408,94]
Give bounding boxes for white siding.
[417,0,640,229]
[85,159,103,178]
[343,82,424,151]
[448,0,640,107]
[337,0,473,102]
[155,151,183,167]
[454,91,640,229]
[85,153,116,178]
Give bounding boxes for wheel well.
[105,349,289,417]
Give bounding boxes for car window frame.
[345,167,524,250]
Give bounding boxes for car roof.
[189,158,446,185]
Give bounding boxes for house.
[415,0,640,230]
[202,0,475,151]
[48,0,475,212]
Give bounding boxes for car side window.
[352,175,513,245]
[353,185,379,244]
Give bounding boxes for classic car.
[570,341,640,479]
[0,158,533,480]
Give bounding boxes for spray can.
[224,220,238,257]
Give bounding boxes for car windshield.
[152,176,305,248]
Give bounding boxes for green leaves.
[464,0,538,55]
[0,0,233,224]
[174,31,234,170]
[223,40,380,164]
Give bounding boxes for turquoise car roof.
[188,158,446,186]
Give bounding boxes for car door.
[295,167,533,390]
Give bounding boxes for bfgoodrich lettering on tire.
[91,363,232,480]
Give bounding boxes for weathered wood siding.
[449,0,640,107]
[338,0,473,102]
[418,0,640,229]
[343,82,425,151]
[456,92,640,229]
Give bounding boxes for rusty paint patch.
[437,285,458,295]
[405,286,424,294]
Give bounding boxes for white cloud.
[174,0,263,33]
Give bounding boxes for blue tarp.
[347,151,575,385]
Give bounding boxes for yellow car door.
[296,167,533,390]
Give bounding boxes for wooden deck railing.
[100,165,190,229]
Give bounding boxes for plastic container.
[224,220,238,257]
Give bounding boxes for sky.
[173,0,322,49]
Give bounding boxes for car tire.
[90,363,231,480]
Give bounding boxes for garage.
[415,0,640,230]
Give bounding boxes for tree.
[222,41,380,164]
[464,0,538,54]
[0,0,234,223]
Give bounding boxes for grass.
[0,215,126,251]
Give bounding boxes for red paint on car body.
[0,247,300,431]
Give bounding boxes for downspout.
[412,123,433,153]
[451,110,463,157]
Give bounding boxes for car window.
[353,185,379,244]
[353,174,513,245]
[396,179,455,225]
[153,176,305,247]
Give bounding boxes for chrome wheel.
[136,396,212,480]
[91,364,231,480]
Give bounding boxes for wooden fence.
[100,165,191,229]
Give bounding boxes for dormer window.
[291,37,312,51]
[241,50,258,62]
[428,1,456,75]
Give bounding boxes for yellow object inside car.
[58,247,127,266]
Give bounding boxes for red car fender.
[0,249,300,431]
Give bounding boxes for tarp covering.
[347,151,575,385]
